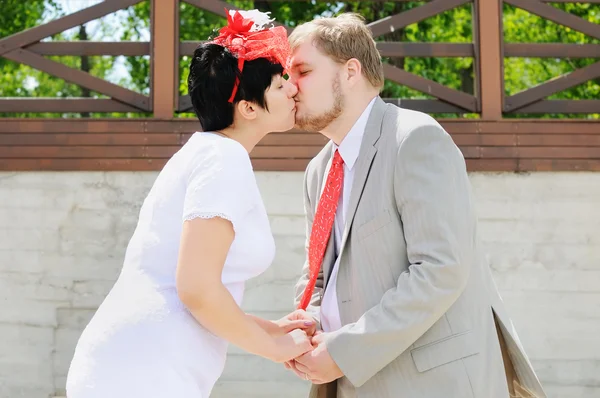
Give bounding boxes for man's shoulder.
[383,103,444,137]
[377,103,453,154]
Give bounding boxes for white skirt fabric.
[66,284,233,398]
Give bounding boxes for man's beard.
[295,74,343,132]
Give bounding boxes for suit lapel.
[338,97,387,258]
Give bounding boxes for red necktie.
[298,150,344,310]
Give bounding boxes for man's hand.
[293,332,343,384]
[284,330,322,378]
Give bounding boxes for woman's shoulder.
[184,132,255,186]
[187,132,250,165]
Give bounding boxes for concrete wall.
[0,171,598,398]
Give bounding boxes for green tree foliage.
[503,3,600,119]
[0,0,117,117]
[0,0,61,99]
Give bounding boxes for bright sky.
[50,0,149,41]
[41,0,151,89]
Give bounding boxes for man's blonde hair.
[289,13,384,89]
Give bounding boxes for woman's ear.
[236,100,258,121]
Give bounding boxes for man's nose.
[287,80,298,97]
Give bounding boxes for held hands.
[279,310,343,384]
[272,328,314,363]
[286,331,343,384]
[270,310,317,363]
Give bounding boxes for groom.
[283,13,546,398]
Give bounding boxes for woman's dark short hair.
[187,43,284,131]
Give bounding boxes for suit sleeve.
[294,163,324,326]
[325,124,476,387]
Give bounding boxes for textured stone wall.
[0,171,598,398]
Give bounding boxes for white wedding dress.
[66,132,276,397]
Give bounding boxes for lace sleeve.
[182,140,255,231]
[183,212,234,223]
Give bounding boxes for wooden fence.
[0,0,599,171]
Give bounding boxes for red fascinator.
[211,9,290,102]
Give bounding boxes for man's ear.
[236,100,258,121]
[345,58,362,87]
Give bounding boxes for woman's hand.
[246,313,315,338]
[275,310,317,337]
[271,329,314,363]
[272,317,316,337]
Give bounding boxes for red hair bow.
[211,9,290,103]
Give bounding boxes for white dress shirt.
[320,97,377,332]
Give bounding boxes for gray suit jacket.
[294,98,546,398]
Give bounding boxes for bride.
[66,10,313,398]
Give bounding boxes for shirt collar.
[332,96,377,171]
